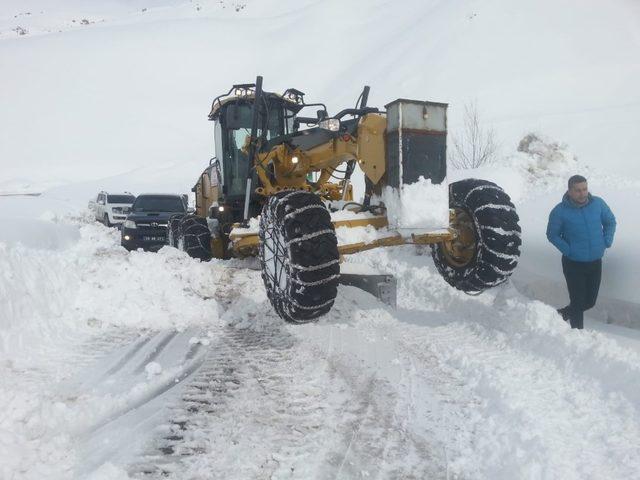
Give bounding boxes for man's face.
[568,181,589,205]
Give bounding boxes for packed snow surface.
[2,0,640,478]
[2,187,640,479]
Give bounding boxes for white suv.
[89,191,136,227]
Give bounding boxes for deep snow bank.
[449,134,640,327]
[0,220,220,363]
[0,215,224,479]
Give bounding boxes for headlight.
[123,220,137,229]
[319,118,340,132]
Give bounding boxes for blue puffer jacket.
[546,193,616,262]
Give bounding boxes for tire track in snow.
[302,303,472,480]
[394,316,640,479]
[127,268,447,479]
[321,359,448,480]
[350,246,640,477]
[132,331,179,374]
[128,269,338,478]
[102,336,153,378]
[130,325,332,478]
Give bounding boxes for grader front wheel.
[441,207,477,268]
[259,190,340,323]
[431,179,522,293]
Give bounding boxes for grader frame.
[169,76,521,323]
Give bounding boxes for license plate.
[143,236,165,242]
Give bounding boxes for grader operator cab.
[167,76,521,323]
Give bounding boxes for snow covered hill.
[2,1,640,478]
[1,0,640,192]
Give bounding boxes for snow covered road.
[2,217,640,479]
[2,0,639,477]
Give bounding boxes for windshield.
[132,196,185,213]
[222,102,284,197]
[107,194,135,204]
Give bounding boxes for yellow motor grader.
[167,76,521,323]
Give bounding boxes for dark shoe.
[557,307,570,322]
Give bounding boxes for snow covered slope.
[1,0,639,192]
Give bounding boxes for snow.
[2,0,640,192]
[1,0,640,478]
[382,177,450,233]
[448,135,639,326]
[334,223,398,247]
[2,177,640,477]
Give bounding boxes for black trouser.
[561,256,602,329]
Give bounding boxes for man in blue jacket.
[546,175,616,329]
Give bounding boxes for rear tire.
[259,190,340,323]
[175,215,212,261]
[431,179,521,293]
[167,214,185,247]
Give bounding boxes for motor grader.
[168,76,521,323]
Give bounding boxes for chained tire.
[166,214,185,248]
[175,214,212,261]
[431,178,521,293]
[259,190,340,323]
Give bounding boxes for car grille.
[136,222,168,228]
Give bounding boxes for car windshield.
[108,195,135,204]
[132,196,185,213]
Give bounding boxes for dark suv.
[121,194,187,251]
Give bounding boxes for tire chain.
[259,191,340,323]
[432,179,522,292]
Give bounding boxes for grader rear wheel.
[175,215,212,261]
[432,179,521,293]
[167,214,185,248]
[259,190,340,323]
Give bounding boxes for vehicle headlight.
[319,118,340,132]
[123,220,137,229]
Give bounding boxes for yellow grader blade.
[227,214,455,258]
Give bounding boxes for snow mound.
[0,218,220,365]
[0,217,80,250]
[516,133,579,182]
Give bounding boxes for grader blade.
[339,273,397,308]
